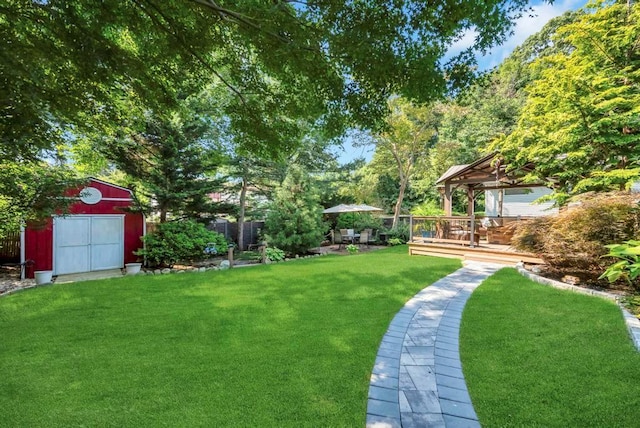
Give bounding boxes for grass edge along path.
[460,268,640,427]
[0,246,460,427]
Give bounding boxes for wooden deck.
[408,239,544,265]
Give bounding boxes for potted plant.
[34,270,53,285]
[124,262,143,275]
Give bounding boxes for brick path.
[366,262,503,428]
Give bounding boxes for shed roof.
[87,177,133,194]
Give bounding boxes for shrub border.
[515,262,640,352]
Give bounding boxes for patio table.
[342,233,360,244]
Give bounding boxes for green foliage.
[512,192,640,277]
[136,220,227,267]
[384,222,411,243]
[370,97,439,227]
[599,240,640,289]
[96,107,226,222]
[407,12,583,214]
[387,238,404,246]
[264,247,285,262]
[494,1,640,201]
[0,162,83,227]
[335,213,383,231]
[345,244,359,255]
[336,213,357,229]
[411,200,445,216]
[264,166,326,256]
[4,0,534,162]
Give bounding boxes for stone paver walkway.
[366,262,503,428]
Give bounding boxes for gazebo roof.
[436,152,540,190]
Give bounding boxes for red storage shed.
[22,178,145,278]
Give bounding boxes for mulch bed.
[0,265,35,296]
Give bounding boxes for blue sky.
[337,0,588,164]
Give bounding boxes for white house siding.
[485,187,558,217]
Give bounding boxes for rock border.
[516,263,640,351]
[0,253,330,298]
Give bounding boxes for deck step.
[463,253,522,265]
[408,242,544,265]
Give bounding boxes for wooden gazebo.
[436,152,544,216]
[407,153,550,264]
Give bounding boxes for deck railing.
[410,216,531,248]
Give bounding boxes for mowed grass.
[0,246,460,427]
[461,268,640,427]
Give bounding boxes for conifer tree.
[264,165,326,256]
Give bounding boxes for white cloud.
[447,0,587,70]
[447,28,479,54]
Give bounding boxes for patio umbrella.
[322,204,383,214]
[322,204,383,231]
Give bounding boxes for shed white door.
[54,216,124,275]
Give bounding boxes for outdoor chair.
[358,231,369,247]
[333,230,344,249]
[368,230,377,245]
[363,228,375,245]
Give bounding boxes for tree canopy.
[494,0,640,201]
[3,0,533,160]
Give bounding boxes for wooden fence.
[0,231,20,262]
[209,221,265,250]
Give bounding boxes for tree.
[370,98,438,228]
[221,154,281,249]
[494,1,640,202]
[97,109,226,222]
[1,0,541,223]
[3,0,537,162]
[404,11,583,212]
[263,165,326,256]
[0,161,82,233]
[223,124,347,249]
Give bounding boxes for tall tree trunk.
[237,177,248,251]
[159,208,167,223]
[393,176,408,229]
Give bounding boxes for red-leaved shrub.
[512,192,640,276]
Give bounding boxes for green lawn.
[461,268,640,427]
[0,246,460,427]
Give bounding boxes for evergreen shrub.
[383,223,410,243]
[264,166,326,256]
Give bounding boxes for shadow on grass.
[0,246,461,427]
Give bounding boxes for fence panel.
[0,231,20,262]
[209,221,265,250]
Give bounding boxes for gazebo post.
[466,186,474,216]
[443,182,452,216]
